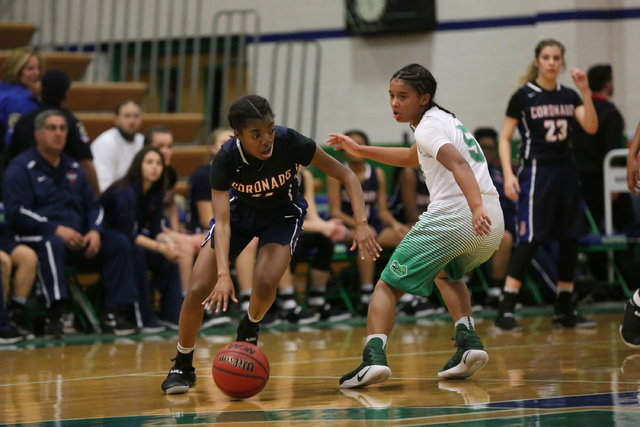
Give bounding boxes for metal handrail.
[0,1,319,140]
[269,39,321,140]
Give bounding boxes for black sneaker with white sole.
[201,308,233,330]
[620,301,640,348]
[552,292,596,329]
[0,324,25,344]
[280,305,321,325]
[101,312,138,336]
[162,352,197,395]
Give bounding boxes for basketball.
[212,342,270,398]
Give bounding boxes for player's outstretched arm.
[310,146,382,260]
[327,133,419,167]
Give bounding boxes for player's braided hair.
[391,64,455,118]
[227,95,275,132]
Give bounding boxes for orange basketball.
[212,342,270,398]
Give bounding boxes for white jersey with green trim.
[413,106,498,202]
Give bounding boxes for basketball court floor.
[1,307,639,426]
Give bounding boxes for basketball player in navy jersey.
[621,120,640,348]
[494,39,598,331]
[161,95,381,395]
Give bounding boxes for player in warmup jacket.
[161,95,380,395]
[329,63,504,389]
[494,39,598,331]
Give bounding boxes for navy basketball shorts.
[203,196,308,261]
[516,159,583,242]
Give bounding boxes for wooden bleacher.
[76,112,205,142]
[0,50,92,80]
[1,20,206,198]
[0,22,36,49]
[64,82,148,112]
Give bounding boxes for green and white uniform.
[380,107,504,296]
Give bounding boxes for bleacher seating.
[0,50,92,80]
[0,22,36,49]
[77,112,204,143]
[64,82,148,111]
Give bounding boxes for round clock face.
[354,0,387,23]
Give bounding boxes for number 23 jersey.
[506,81,583,161]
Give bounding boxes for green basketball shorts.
[380,195,504,296]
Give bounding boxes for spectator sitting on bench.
[91,100,144,193]
[100,146,183,332]
[2,109,139,338]
[327,129,410,316]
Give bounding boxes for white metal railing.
[0,0,321,138]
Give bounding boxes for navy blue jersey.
[340,162,380,223]
[209,126,316,210]
[0,82,38,145]
[506,82,583,160]
[2,147,102,237]
[185,163,211,232]
[101,182,165,242]
[388,167,430,223]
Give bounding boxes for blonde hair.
[518,39,565,86]
[0,46,44,85]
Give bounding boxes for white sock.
[366,334,387,351]
[632,289,640,307]
[177,343,195,354]
[504,287,519,295]
[248,311,262,323]
[361,283,374,293]
[11,296,27,305]
[280,287,294,296]
[455,316,475,330]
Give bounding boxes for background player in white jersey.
[329,63,504,389]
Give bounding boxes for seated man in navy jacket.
[2,109,139,338]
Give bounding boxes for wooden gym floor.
[1,306,639,426]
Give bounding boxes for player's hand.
[503,173,520,201]
[627,156,640,195]
[327,133,362,157]
[202,273,238,313]
[570,68,589,92]
[471,206,492,237]
[351,222,382,260]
